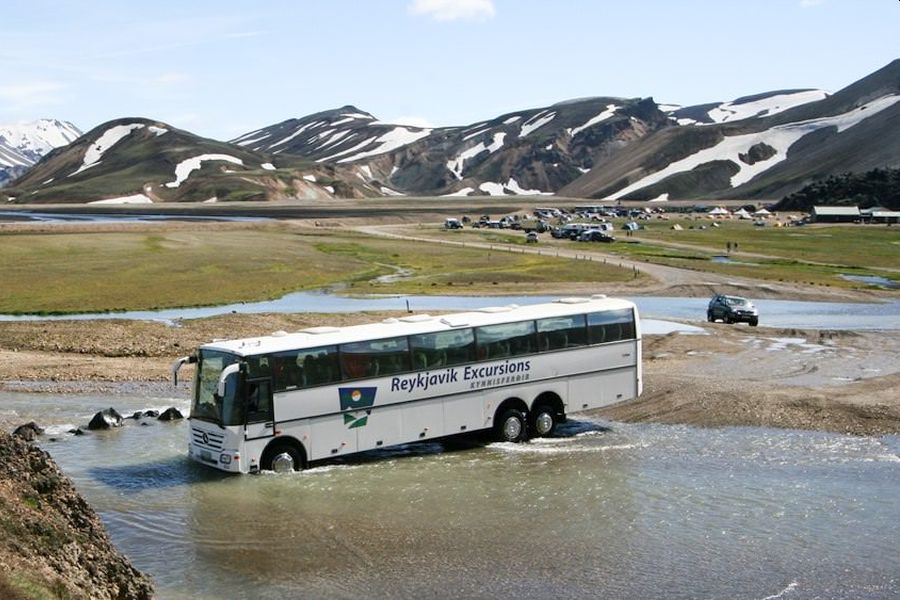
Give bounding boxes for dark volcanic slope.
[236,97,671,197]
[3,118,379,203]
[561,60,900,200]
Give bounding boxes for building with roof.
[811,206,861,223]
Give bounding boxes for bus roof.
[200,295,637,356]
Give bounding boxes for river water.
[1,292,898,330]
[5,391,898,599]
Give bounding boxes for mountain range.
[2,59,898,204]
[0,119,81,187]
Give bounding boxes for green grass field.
[0,224,640,314]
[630,219,900,270]
[409,219,900,290]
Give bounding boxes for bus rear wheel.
[263,441,304,473]
[530,404,558,437]
[495,408,527,443]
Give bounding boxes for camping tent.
[708,207,730,216]
[733,208,752,219]
[753,208,772,218]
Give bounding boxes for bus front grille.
[191,427,224,450]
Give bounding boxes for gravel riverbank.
[1,313,898,436]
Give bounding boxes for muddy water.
[5,391,899,599]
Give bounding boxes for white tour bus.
[173,295,642,474]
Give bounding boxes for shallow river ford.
[4,392,899,599]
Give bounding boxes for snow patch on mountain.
[335,127,432,163]
[478,181,505,195]
[380,186,404,196]
[442,187,475,197]
[463,127,492,141]
[519,111,556,137]
[705,90,829,124]
[71,123,145,176]
[88,193,153,204]
[0,145,31,168]
[505,177,552,195]
[476,178,551,196]
[569,104,619,137]
[610,94,900,199]
[447,132,507,180]
[165,154,244,188]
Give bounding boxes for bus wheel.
[495,408,527,443]
[530,404,557,437]
[264,442,303,473]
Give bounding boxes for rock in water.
[12,422,44,441]
[87,408,124,430]
[157,407,184,421]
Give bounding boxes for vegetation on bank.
[402,220,899,290]
[774,168,900,211]
[617,219,900,288]
[0,223,639,315]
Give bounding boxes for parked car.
[525,232,539,243]
[551,223,592,239]
[444,218,463,229]
[707,294,759,326]
[579,229,616,243]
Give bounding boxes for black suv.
[707,294,759,326]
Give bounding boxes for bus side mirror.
[217,363,241,398]
[171,355,197,387]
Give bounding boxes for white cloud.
[409,0,495,21]
[800,0,825,7]
[388,115,435,128]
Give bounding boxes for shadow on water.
[88,456,229,492]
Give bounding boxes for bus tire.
[749,318,759,327]
[263,440,304,473]
[495,408,527,443]
[530,404,557,437]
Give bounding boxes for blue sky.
[1,0,897,140]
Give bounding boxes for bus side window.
[477,321,536,359]
[587,309,635,344]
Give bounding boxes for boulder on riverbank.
[0,430,154,598]
[12,421,44,441]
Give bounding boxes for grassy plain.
[0,223,639,314]
[404,219,900,291]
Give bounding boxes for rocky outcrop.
[157,407,183,421]
[87,408,124,430]
[0,430,154,598]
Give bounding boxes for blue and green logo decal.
[339,387,377,429]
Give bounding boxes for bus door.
[244,377,275,440]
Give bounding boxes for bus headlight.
[219,453,232,465]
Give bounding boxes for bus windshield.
[191,349,244,426]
